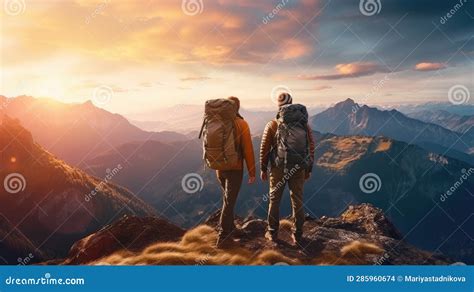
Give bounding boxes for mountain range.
[1,95,473,264]
[0,116,155,263]
[84,130,474,263]
[395,102,474,117]
[311,99,474,165]
[407,110,474,136]
[129,104,325,135]
[0,96,187,165]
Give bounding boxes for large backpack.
[273,104,310,171]
[199,99,240,170]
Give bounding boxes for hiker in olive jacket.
[259,93,315,245]
[199,96,256,247]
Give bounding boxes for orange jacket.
[260,120,315,173]
[216,117,256,177]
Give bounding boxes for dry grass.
[317,137,373,171]
[341,240,384,257]
[374,139,392,153]
[315,241,384,265]
[93,225,384,266]
[93,225,298,266]
[279,219,293,233]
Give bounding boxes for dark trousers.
[268,167,305,236]
[217,169,243,235]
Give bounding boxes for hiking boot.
[230,228,246,239]
[291,233,304,246]
[265,231,278,242]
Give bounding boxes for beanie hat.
[227,96,240,110]
[277,92,292,107]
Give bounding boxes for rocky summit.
[57,204,450,265]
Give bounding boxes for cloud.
[2,0,321,68]
[314,85,332,91]
[298,85,332,91]
[139,82,153,87]
[180,76,212,82]
[70,82,128,93]
[298,62,386,80]
[414,62,447,71]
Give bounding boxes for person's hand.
[305,172,312,181]
[248,176,256,184]
[260,171,268,182]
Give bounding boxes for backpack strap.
[305,123,312,165]
[233,118,243,158]
[221,125,228,163]
[198,117,206,139]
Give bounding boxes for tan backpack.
[199,99,240,170]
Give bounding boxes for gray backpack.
[199,99,239,170]
[273,104,310,171]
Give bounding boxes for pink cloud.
[2,0,321,67]
[298,62,386,80]
[414,62,447,71]
[314,85,332,91]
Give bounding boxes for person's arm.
[240,120,256,180]
[306,123,315,175]
[259,121,275,180]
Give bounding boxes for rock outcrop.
[59,204,450,265]
[62,216,185,265]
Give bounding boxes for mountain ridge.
[407,109,474,135]
[0,116,156,263]
[84,129,474,263]
[311,98,474,164]
[0,96,188,165]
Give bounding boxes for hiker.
[259,92,315,245]
[199,96,256,247]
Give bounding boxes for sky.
[0,0,473,114]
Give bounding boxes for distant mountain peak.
[311,99,474,165]
[337,98,357,107]
[343,97,356,104]
[1,95,188,164]
[82,100,95,107]
[330,98,358,114]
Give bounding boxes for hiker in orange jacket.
[214,97,256,247]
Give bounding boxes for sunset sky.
[1,0,472,114]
